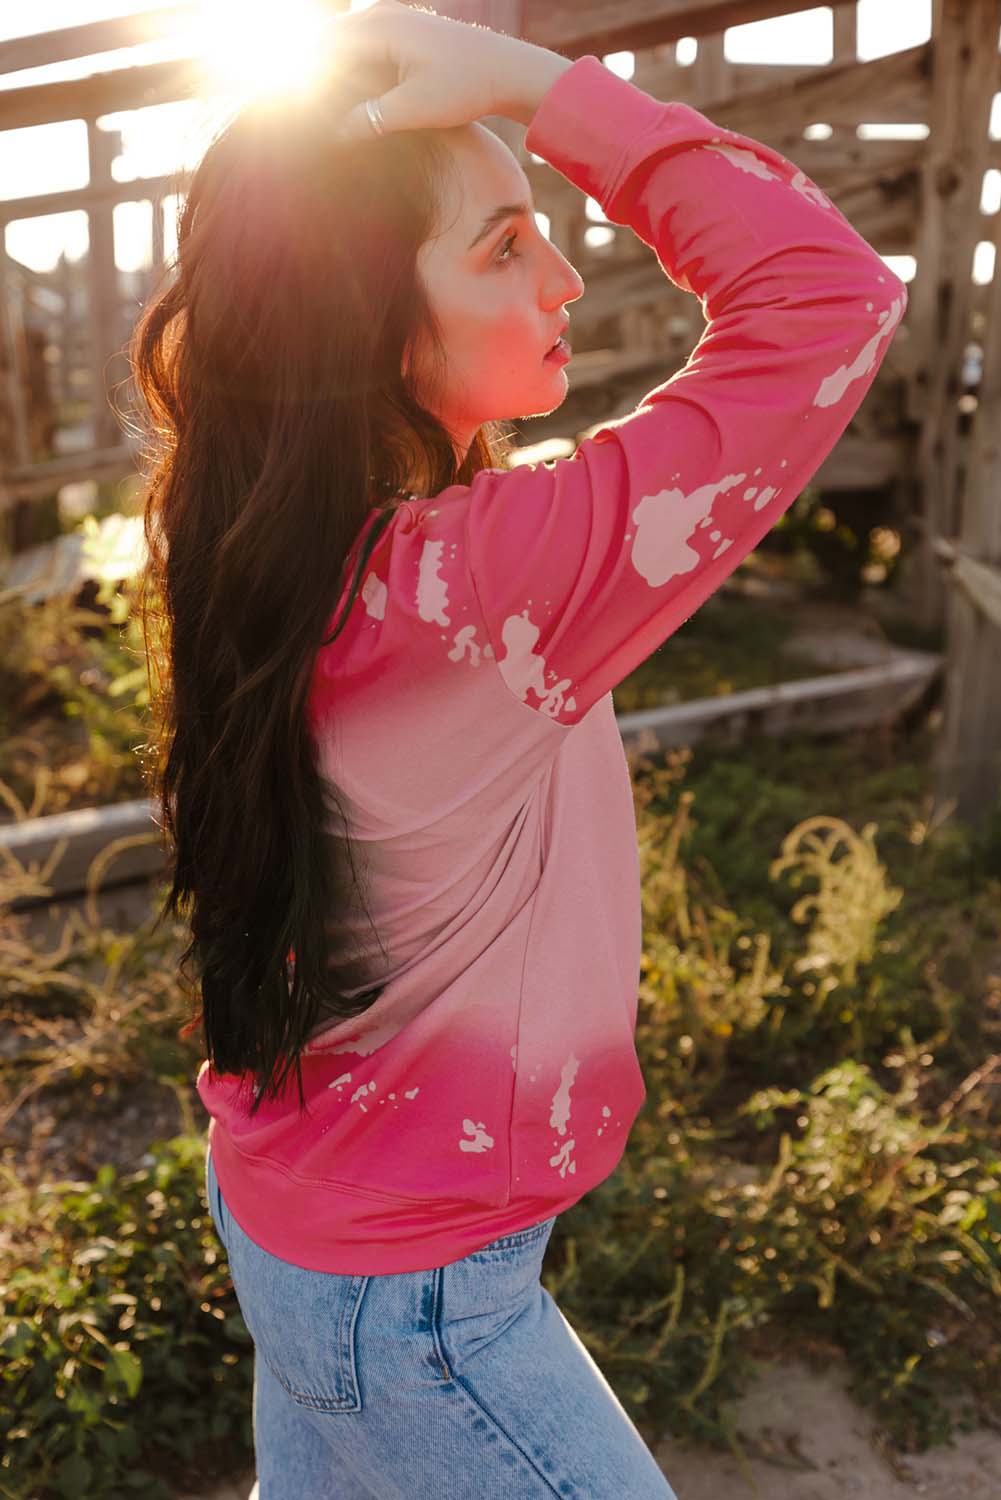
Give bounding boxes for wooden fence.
[1,0,999,815]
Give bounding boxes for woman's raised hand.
[326,0,569,139]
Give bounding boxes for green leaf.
[55,1452,92,1497]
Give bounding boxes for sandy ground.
[179,1354,1001,1500]
[650,1356,1001,1500]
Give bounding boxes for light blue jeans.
[205,1144,677,1499]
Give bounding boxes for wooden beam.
[0,171,191,227]
[701,43,931,136]
[934,115,1001,818]
[0,445,135,507]
[0,0,862,82]
[0,6,198,75]
[905,0,1001,634]
[521,0,858,55]
[635,53,929,119]
[0,57,202,131]
[0,24,933,139]
[0,0,871,131]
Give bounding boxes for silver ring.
[364,97,387,137]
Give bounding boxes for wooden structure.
[0,0,999,817]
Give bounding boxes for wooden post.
[0,251,33,469]
[831,3,856,63]
[693,28,727,102]
[934,174,1001,819]
[85,119,123,454]
[899,0,1001,631]
[56,251,72,408]
[151,193,165,277]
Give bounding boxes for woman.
[131,2,906,1494]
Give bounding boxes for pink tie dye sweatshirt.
[197,54,907,1274]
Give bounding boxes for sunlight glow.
[0,1,952,277]
[973,241,996,286]
[857,0,931,60]
[601,52,635,81]
[725,7,833,65]
[982,169,1001,216]
[880,254,917,283]
[856,123,929,140]
[584,225,616,251]
[182,0,333,106]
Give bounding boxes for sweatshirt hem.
[206,1121,584,1275]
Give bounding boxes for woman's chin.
[514,370,570,421]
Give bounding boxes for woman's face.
[410,121,585,461]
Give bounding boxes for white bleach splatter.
[327,1018,401,1057]
[361,572,387,620]
[446,623,490,665]
[813,294,905,408]
[416,538,451,625]
[549,1139,577,1177]
[550,1052,580,1136]
[495,611,576,718]
[632,472,747,584]
[327,1070,352,1090]
[790,169,832,209]
[459,1118,494,1153]
[705,143,778,181]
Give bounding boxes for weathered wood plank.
[86,121,121,452]
[522,0,858,56]
[0,171,188,226]
[0,57,201,131]
[0,5,199,75]
[0,1,860,80]
[935,138,1001,818]
[701,43,931,135]
[0,446,135,508]
[905,0,1001,633]
[0,2,878,132]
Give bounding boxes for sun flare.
[180,0,335,107]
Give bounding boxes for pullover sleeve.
[391,54,908,728]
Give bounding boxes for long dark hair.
[129,81,515,1118]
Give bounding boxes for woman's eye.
[496,231,519,266]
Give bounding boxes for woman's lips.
[544,336,571,365]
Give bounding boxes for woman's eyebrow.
[467,200,532,251]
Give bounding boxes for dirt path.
[651,1356,1001,1499]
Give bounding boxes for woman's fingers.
[325,1,517,140]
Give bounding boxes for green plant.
[546,743,1001,1456]
[1,1139,253,1500]
[0,557,151,819]
[2,726,998,1491]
